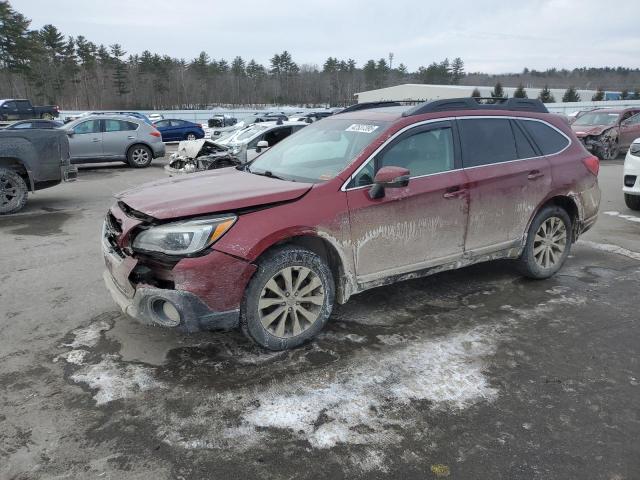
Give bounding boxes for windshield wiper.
[250,169,290,181]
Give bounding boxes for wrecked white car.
[164,139,240,175]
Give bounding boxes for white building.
[355,83,597,104]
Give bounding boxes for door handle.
[443,186,467,199]
[92,138,101,142]
[527,170,544,180]
[127,136,135,139]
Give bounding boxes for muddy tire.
[0,168,28,215]
[42,112,54,120]
[127,144,153,168]
[625,193,640,211]
[517,206,572,279]
[240,245,335,350]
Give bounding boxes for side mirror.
[65,130,74,137]
[255,140,269,153]
[369,166,410,199]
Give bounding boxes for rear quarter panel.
[0,129,67,183]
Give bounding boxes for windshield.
[573,112,620,126]
[248,118,390,183]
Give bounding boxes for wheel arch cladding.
[264,234,349,304]
[0,157,31,190]
[535,195,580,241]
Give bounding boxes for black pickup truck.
[0,99,60,122]
[0,129,77,214]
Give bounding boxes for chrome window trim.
[340,115,572,192]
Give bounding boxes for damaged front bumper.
[103,270,239,332]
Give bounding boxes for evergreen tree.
[621,89,629,100]
[471,88,481,98]
[562,86,580,102]
[633,88,640,100]
[513,83,527,98]
[538,85,556,103]
[110,43,129,97]
[451,57,464,85]
[491,82,505,98]
[591,87,604,101]
[0,0,37,74]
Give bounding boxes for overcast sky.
[11,0,640,73]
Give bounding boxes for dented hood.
[571,124,614,137]
[116,167,312,219]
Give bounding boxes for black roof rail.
[340,101,402,113]
[402,97,549,117]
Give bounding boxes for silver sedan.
[63,115,165,167]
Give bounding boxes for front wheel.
[241,246,335,350]
[517,206,572,279]
[625,193,640,211]
[127,145,153,168]
[186,133,197,141]
[0,168,28,215]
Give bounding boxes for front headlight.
[132,215,236,255]
[630,143,640,156]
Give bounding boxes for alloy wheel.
[533,216,567,269]
[258,266,325,338]
[132,148,150,165]
[187,134,196,140]
[0,173,19,207]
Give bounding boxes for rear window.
[511,121,538,158]
[459,118,517,167]
[520,120,569,155]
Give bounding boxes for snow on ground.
[602,210,640,224]
[159,325,500,452]
[70,355,164,405]
[578,239,640,261]
[64,320,112,349]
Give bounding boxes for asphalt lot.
[1,149,639,480]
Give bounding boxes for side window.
[624,113,640,126]
[511,121,538,159]
[248,134,263,149]
[459,118,517,167]
[16,100,31,110]
[73,120,101,135]
[621,111,633,122]
[5,101,16,110]
[378,126,454,177]
[14,122,32,129]
[105,120,125,132]
[520,120,569,156]
[170,120,185,127]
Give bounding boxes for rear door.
[16,100,33,119]
[460,117,552,253]
[154,120,173,141]
[346,121,469,282]
[68,119,103,160]
[102,119,138,157]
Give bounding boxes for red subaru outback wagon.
[103,98,600,350]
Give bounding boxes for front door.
[346,121,469,283]
[460,117,553,253]
[68,119,103,160]
[619,113,640,149]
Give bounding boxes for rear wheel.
[42,112,54,120]
[625,193,640,211]
[517,206,572,279]
[0,168,28,215]
[186,133,197,141]
[241,246,335,350]
[127,145,152,168]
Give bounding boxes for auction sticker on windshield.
[346,124,379,133]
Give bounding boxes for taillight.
[583,155,599,176]
[150,130,161,137]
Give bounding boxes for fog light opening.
[149,298,181,327]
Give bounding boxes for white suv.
[623,139,640,210]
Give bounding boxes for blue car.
[154,119,205,142]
